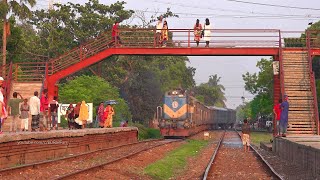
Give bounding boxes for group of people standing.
[155,16,169,47]
[65,101,89,130]
[95,102,115,128]
[193,18,212,47]
[273,95,289,137]
[2,88,60,133]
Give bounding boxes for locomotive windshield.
[167,89,186,97]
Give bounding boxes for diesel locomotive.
[158,89,236,137]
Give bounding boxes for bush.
[60,116,68,128]
[131,123,162,140]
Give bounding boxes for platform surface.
[0,127,138,143]
[282,135,320,149]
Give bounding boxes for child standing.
[20,99,30,131]
[242,118,251,152]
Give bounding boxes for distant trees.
[242,58,273,120]
[59,75,131,122]
[194,74,226,107]
[0,0,36,65]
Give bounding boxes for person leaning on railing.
[203,18,212,47]
[155,16,163,47]
[161,20,169,47]
[112,21,122,46]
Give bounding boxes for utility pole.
[2,0,8,68]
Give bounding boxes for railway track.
[0,138,181,180]
[202,130,284,180]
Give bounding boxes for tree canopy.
[242,58,273,119]
[59,75,131,122]
[194,74,226,107]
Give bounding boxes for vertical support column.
[273,55,281,136]
[47,77,57,102]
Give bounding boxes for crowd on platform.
[0,76,128,134]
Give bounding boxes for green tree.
[194,74,226,107]
[0,0,36,66]
[29,0,134,58]
[59,75,131,122]
[95,55,195,124]
[242,58,273,119]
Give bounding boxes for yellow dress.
[104,105,114,128]
[79,101,89,124]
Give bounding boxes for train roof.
[207,106,236,111]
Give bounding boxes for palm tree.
[194,74,226,107]
[1,0,36,66]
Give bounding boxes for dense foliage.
[59,75,132,122]
[240,58,273,120]
[194,75,226,107]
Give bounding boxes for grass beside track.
[144,139,208,180]
[250,132,273,146]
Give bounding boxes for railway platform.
[273,135,320,178]
[0,127,138,169]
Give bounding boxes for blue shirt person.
[280,95,289,137]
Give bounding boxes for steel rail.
[0,138,164,174]
[235,130,284,180]
[202,131,225,180]
[54,139,182,180]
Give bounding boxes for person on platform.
[74,102,81,129]
[242,118,251,152]
[161,20,168,47]
[97,102,105,128]
[79,101,89,129]
[20,98,30,131]
[112,21,122,45]
[273,99,282,136]
[66,103,75,130]
[49,96,59,130]
[155,16,163,47]
[0,77,8,134]
[280,95,289,137]
[40,89,49,131]
[120,120,128,127]
[203,18,212,47]
[104,104,115,128]
[30,91,40,132]
[194,19,202,47]
[8,92,23,132]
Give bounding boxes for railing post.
[153,29,156,48]
[14,64,18,81]
[306,30,319,135]
[278,30,284,98]
[188,30,190,48]
[79,45,83,61]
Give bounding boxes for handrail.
[39,62,49,99]
[4,62,13,106]
[307,30,320,135]
[279,30,285,98]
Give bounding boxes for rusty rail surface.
[0,138,164,174]
[202,131,225,180]
[235,130,284,180]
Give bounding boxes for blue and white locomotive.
[159,89,236,137]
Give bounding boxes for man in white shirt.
[155,16,163,47]
[30,91,40,132]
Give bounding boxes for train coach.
[158,89,236,137]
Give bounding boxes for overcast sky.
[39,0,320,108]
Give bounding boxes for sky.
[36,0,320,108]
